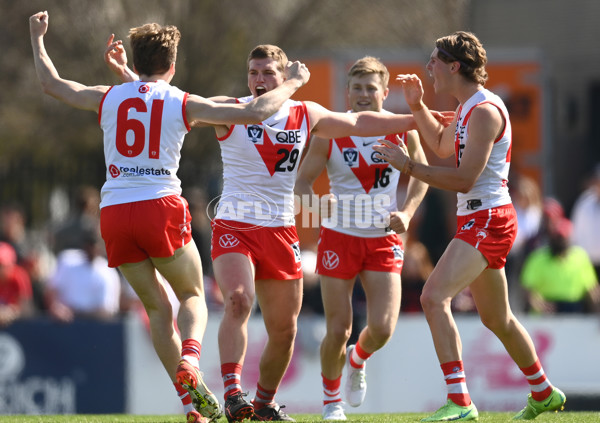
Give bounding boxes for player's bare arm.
[374,104,499,193]
[30,11,108,112]
[307,101,454,141]
[186,62,309,126]
[306,102,416,139]
[294,135,332,214]
[388,131,429,234]
[397,73,457,158]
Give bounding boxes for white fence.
[126,313,600,415]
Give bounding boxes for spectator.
[52,185,101,254]
[521,215,599,313]
[0,202,55,315]
[506,173,544,312]
[46,229,121,322]
[571,163,600,280]
[0,242,33,326]
[523,197,566,255]
[511,174,543,255]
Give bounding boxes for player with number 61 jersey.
[99,79,190,208]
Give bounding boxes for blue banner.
[0,317,125,414]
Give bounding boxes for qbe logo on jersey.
[322,250,340,270]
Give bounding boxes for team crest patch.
[179,221,191,237]
[291,241,301,263]
[391,244,404,260]
[476,228,489,241]
[342,148,359,168]
[247,125,264,144]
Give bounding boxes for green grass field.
[1,412,598,423]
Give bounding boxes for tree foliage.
[0,0,468,225]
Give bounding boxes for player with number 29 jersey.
[99,79,190,208]
[215,96,310,227]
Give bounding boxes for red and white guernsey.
[455,89,512,216]
[98,80,190,209]
[324,116,406,237]
[215,96,310,227]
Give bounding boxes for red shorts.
[454,204,517,269]
[316,227,404,279]
[211,219,302,280]
[100,195,192,268]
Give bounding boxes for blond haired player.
[374,31,565,421]
[295,56,429,421]
[31,11,309,423]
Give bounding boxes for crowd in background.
[1,164,599,328]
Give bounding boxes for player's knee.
[479,313,510,335]
[420,291,450,315]
[327,324,352,345]
[144,301,174,328]
[225,290,254,318]
[368,323,393,346]
[269,324,297,347]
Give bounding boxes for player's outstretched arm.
[308,102,453,141]
[30,11,107,112]
[185,61,310,125]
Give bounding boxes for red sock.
[322,373,342,405]
[174,382,194,413]
[349,342,372,369]
[441,360,471,406]
[221,362,243,400]
[520,359,553,401]
[181,338,202,369]
[252,383,276,409]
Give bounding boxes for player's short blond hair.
[129,23,180,77]
[247,45,288,74]
[347,56,390,90]
[436,31,488,85]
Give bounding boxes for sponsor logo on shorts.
[322,250,340,270]
[218,234,240,248]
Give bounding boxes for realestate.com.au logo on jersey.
[206,192,393,231]
[108,164,172,178]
